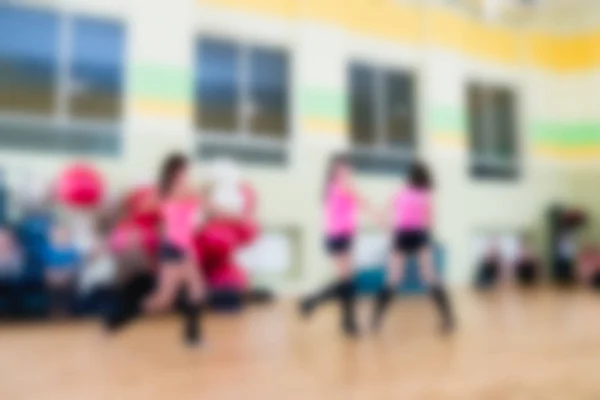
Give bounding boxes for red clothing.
[194,217,258,290]
[110,212,161,261]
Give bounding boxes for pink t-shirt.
[162,197,201,252]
[324,182,357,236]
[394,186,431,230]
[109,224,134,253]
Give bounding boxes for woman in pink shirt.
[372,161,455,334]
[143,153,205,346]
[300,155,376,337]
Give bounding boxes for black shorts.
[325,234,353,255]
[394,230,430,254]
[159,241,186,263]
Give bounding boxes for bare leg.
[417,247,437,286]
[372,250,406,331]
[184,261,205,303]
[332,252,352,280]
[387,251,406,288]
[144,265,184,313]
[419,246,455,333]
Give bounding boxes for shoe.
[299,297,316,319]
[440,317,455,335]
[343,318,360,338]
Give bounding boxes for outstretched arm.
[348,184,388,230]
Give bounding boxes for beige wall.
[1,0,598,292]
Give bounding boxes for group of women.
[106,152,455,347]
[301,156,455,337]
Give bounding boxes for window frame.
[0,3,127,133]
[467,81,520,180]
[347,61,419,173]
[194,35,292,152]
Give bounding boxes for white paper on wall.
[353,232,391,270]
[237,232,293,274]
[472,232,522,266]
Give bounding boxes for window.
[0,6,59,116]
[348,63,417,174]
[467,83,518,179]
[0,5,125,123]
[349,63,416,151]
[195,38,289,140]
[69,17,125,122]
[196,39,238,132]
[248,47,288,138]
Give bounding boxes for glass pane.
[350,64,376,146]
[69,17,125,122]
[467,84,487,157]
[0,6,59,116]
[385,70,415,148]
[491,88,517,159]
[248,47,288,139]
[196,38,239,132]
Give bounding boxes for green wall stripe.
[533,121,600,147]
[126,66,600,150]
[429,106,466,133]
[130,64,193,102]
[299,88,347,120]
[427,107,600,148]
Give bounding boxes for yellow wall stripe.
[432,131,466,150]
[533,145,600,161]
[198,0,600,71]
[198,0,297,18]
[525,32,598,72]
[303,118,346,138]
[131,99,191,119]
[342,0,422,44]
[427,9,520,65]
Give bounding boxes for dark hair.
[408,161,433,190]
[159,153,188,198]
[323,154,350,200]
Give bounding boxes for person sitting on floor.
[475,243,503,290]
[102,215,158,331]
[77,219,118,315]
[514,239,541,287]
[44,224,81,317]
[577,244,600,290]
[0,227,24,318]
[0,227,23,282]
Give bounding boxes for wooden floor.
[1,288,600,399]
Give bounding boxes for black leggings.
[104,271,203,344]
[103,272,156,331]
[0,281,20,318]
